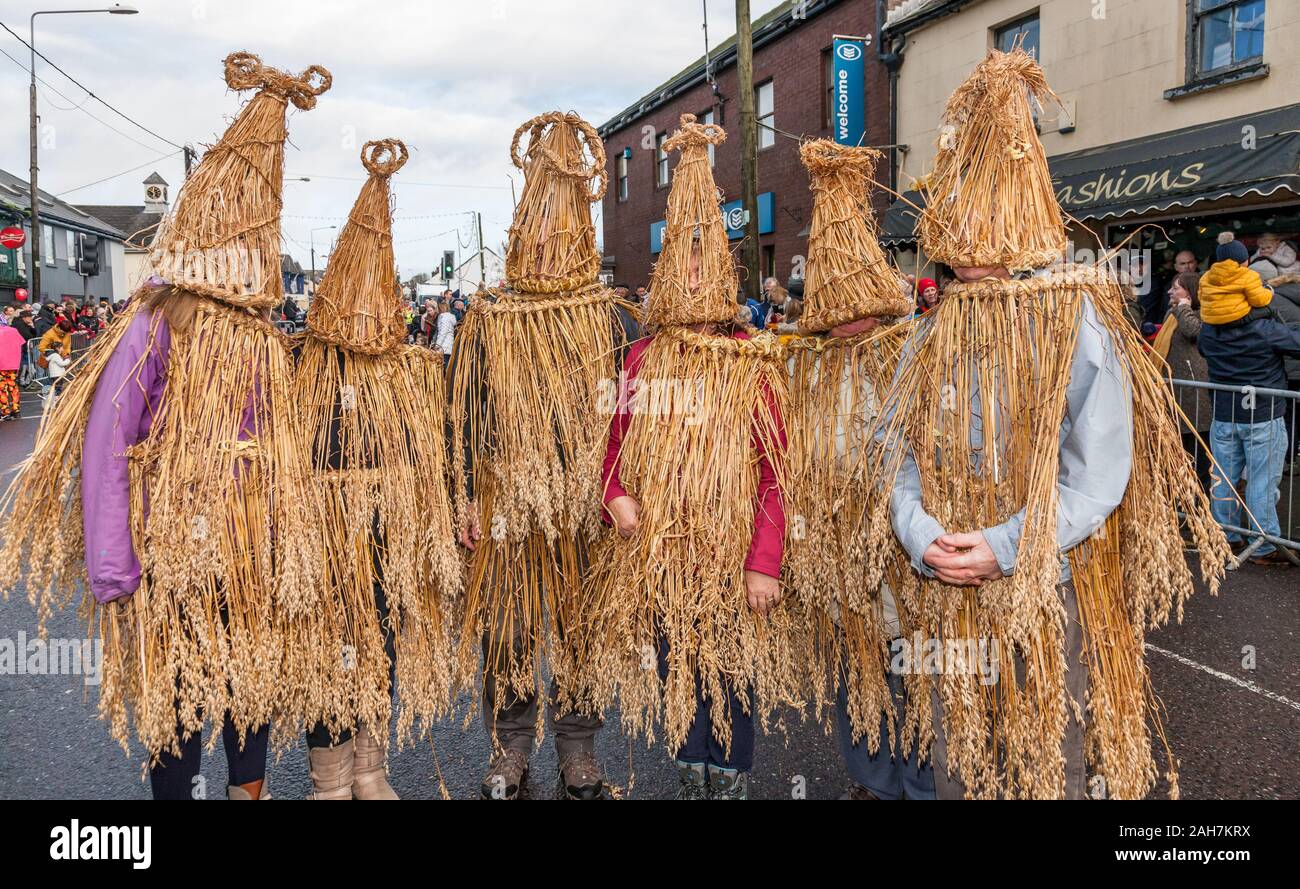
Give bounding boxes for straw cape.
[287,139,461,748]
[449,112,624,720]
[570,114,797,755]
[865,50,1230,798]
[0,52,328,758]
[784,138,913,744]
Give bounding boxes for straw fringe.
[568,328,798,755]
[285,342,461,748]
[2,297,321,758]
[864,265,1227,798]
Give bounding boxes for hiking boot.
[557,749,604,800]
[481,747,529,800]
[308,740,355,800]
[352,724,399,800]
[839,782,881,800]
[674,760,709,800]
[707,764,749,800]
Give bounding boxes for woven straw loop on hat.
[799,139,881,179]
[222,52,332,110]
[510,111,607,201]
[362,139,409,177]
[664,113,726,153]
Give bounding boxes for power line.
[0,19,184,151]
[0,43,175,155]
[56,149,183,197]
[289,172,512,191]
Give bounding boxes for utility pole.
[183,144,197,178]
[735,0,761,301]
[29,33,41,305]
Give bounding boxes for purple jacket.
[82,309,170,604]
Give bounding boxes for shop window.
[762,244,776,281]
[994,12,1040,59]
[66,230,75,269]
[701,110,716,168]
[1193,0,1265,77]
[617,153,628,202]
[821,48,833,130]
[655,132,669,188]
[43,226,54,266]
[757,81,775,150]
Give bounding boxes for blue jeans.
[835,668,935,800]
[1210,418,1288,556]
[657,636,754,771]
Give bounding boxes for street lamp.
[28,5,138,304]
[310,225,336,289]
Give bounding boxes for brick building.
[598,0,899,293]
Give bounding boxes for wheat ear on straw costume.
[288,140,461,763]
[866,48,1230,799]
[0,52,329,760]
[449,112,623,742]
[783,139,915,746]
[571,114,796,760]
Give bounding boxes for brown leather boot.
[557,749,604,800]
[308,740,355,800]
[227,780,272,800]
[352,725,399,800]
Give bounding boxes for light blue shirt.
[884,292,1134,583]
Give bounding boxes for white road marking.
[1145,643,1300,714]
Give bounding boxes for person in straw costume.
[866,48,1230,799]
[0,52,329,799]
[571,113,793,801]
[450,111,624,800]
[288,139,461,800]
[783,138,932,800]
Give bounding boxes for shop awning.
[881,103,1300,243]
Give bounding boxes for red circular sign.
[14,288,28,302]
[0,226,25,250]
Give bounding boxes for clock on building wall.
[146,185,164,202]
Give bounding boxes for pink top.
[0,324,25,371]
[601,330,786,578]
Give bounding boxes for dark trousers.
[1181,430,1213,491]
[481,636,602,759]
[656,636,755,771]
[835,666,935,800]
[149,716,269,800]
[306,583,396,749]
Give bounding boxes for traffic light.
[441,250,455,281]
[77,234,101,276]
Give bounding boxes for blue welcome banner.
[832,37,866,146]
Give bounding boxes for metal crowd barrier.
[1170,378,1299,563]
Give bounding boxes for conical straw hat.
[306,139,409,354]
[644,113,737,329]
[504,112,607,294]
[150,52,331,310]
[800,139,911,331]
[917,48,1065,272]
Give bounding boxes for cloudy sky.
[1,0,787,280]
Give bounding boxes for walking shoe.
[557,749,604,800]
[352,725,399,800]
[674,760,709,800]
[228,780,272,800]
[1250,549,1295,567]
[707,764,749,800]
[308,740,355,800]
[481,747,529,800]
[839,782,881,800]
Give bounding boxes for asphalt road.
[1,407,1296,800]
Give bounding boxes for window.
[822,48,834,130]
[757,81,775,149]
[994,13,1040,58]
[1193,0,1265,76]
[655,132,669,187]
[43,225,54,266]
[66,230,76,269]
[617,152,628,201]
[761,244,776,281]
[701,110,716,167]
